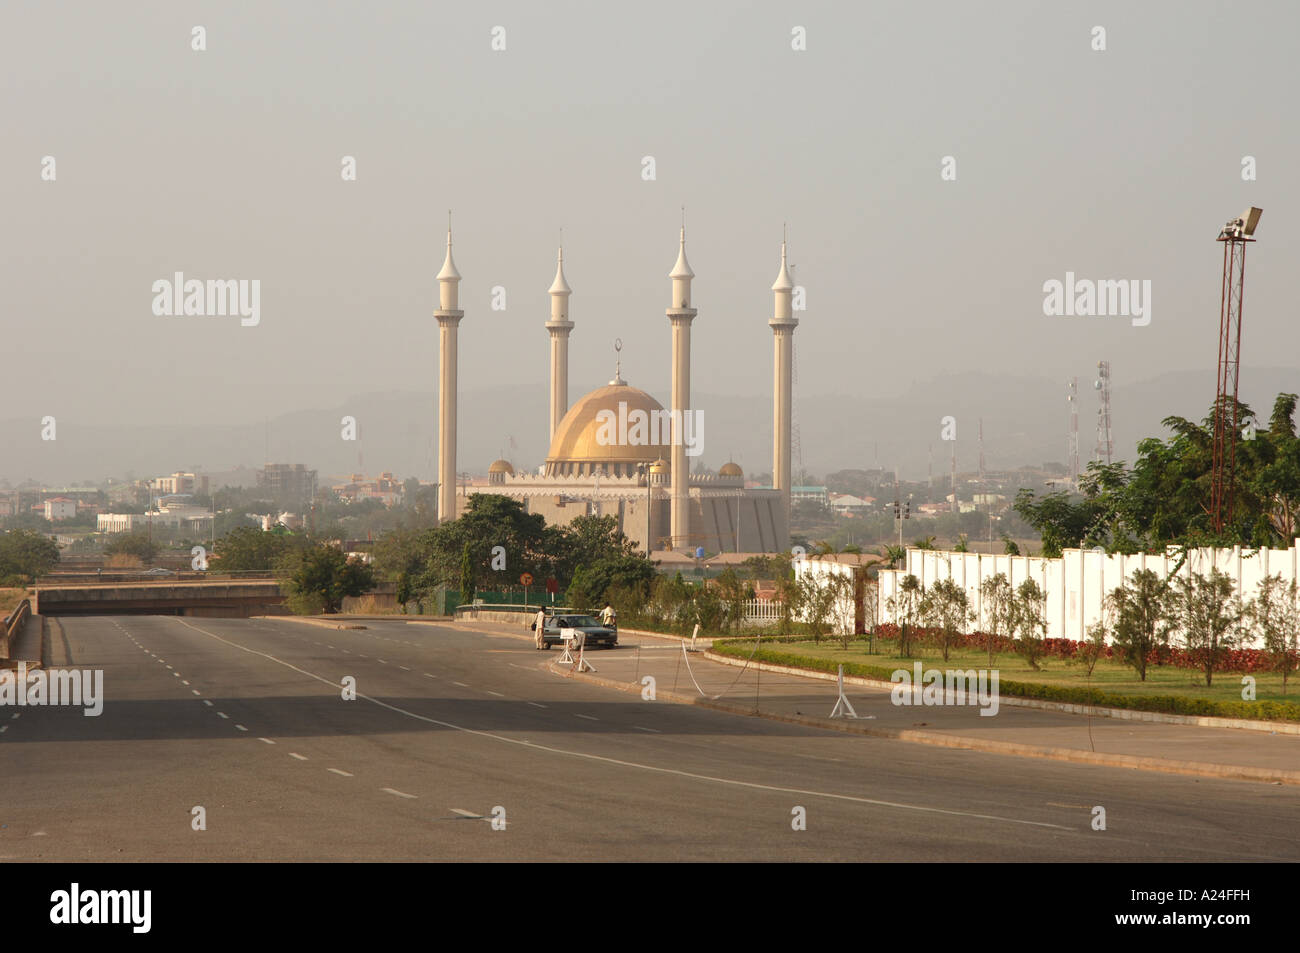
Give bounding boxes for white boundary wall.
[793,558,858,634]
[876,542,1300,641]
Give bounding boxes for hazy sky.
[3,1,1296,480]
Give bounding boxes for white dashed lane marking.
[259,738,276,745]
[328,768,353,777]
[382,788,417,799]
[634,726,661,733]
[289,753,308,761]
[575,714,599,721]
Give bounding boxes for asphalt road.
[2,615,1296,861]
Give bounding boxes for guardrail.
[454,602,575,616]
[38,570,279,583]
[2,598,32,659]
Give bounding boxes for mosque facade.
[434,224,798,556]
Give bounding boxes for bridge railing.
[2,598,31,660]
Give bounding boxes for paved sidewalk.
[457,620,1300,785]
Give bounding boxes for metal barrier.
[2,598,31,659]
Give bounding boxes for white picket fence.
[740,598,783,626]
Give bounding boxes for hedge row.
[709,639,1300,723]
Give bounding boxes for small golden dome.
[719,462,743,477]
[488,459,515,475]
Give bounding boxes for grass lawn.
[0,588,30,619]
[716,637,1300,707]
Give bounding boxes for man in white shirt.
[534,607,547,650]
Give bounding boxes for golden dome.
[488,459,515,474]
[546,382,667,476]
[719,461,743,477]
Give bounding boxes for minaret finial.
[447,210,452,242]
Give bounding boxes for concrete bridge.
[32,580,287,617]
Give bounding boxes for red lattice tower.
[1210,207,1262,533]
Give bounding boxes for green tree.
[1173,568,1243,687]
[459,542,474,601]
[213,526,307,572]
[798,568,851,645]
[1011,578,1048,670]
[1076,594,1114,677]
[1110,569,1175,682]
[712,567,755,633]
[280,545,375,614]
[566,565,598,612]
[1247,574,1300,694]
[412,494,547,599]
[103,531,159,564]
[0,529,60,583]
[978,573,1014,667]
[920,576,969,662]
[887,574,923,657]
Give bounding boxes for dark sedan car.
[538,613,618,650]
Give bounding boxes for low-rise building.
[43,497,77,521]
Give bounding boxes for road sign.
[520,572,533,586]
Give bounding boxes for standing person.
[600,602,616,628]
[533,606,548,650]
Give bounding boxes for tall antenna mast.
[950,440,957,515]
[1093,361,1113,465]
[1067,377,1080,484]
[978,418,986,482]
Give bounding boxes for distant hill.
[2,367,1296,486]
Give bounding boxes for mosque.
[432,224,799,556]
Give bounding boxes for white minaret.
[667,224,697,551]
[546,245,574,441]
[435,218,463,523]
[770,231,797,548]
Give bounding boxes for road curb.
[550,658,1300,787]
